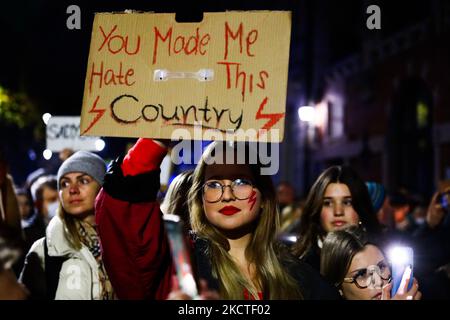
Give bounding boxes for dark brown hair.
[320,225,369,287]
[292,165,381,259]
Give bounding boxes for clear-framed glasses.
[343,260,392,289]
[203,178,254,203]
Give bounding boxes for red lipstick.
[219,206,241,216]
[69,198,83,204]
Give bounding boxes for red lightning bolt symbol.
[248,190,257,211]
[255,97,285,138]
[81,95,106,135]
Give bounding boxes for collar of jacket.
[45,215,79,258]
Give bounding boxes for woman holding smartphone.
[320,225,421,300]
[96,138,339,300]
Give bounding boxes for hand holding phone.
[388,246,414,297]
[427,192,448,228]
[163,214,199,299]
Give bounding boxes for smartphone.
[163,214,199,299]
[388,246,414,297]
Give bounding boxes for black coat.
[193,236,340,300]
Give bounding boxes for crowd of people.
[0,139,449,300]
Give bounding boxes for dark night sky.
[0,0,428,115]
[1,0,303,116]
[0,0,305,184]
[0,0,431,185]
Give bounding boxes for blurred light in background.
[0,86,11,104]
[298,106,315,122]
[28,149,37,161]
[42,113,52,125]
[95,139,105,151]
[43,149,52,160]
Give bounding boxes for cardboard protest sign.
[47,116,99,151]
[80,11,291,142]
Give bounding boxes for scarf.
[77,220,115,300]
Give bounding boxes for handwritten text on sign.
[80,11,292,142]
[47,116,99,152]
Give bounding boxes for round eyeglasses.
[203,178,254,203]
[343,260,392,289]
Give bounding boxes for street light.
[298,106,315,123]
[95,139,106,151]
[42,113,52,125]
[298,105,316,197]
[43,149,52,160]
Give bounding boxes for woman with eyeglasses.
[96,138,339,299]
[320,225,421,300]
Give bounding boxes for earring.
[358,220,367,232]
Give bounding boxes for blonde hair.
[188,142,302,300]
[57,175,101,251]
[58,202,82,250]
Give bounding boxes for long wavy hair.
[58,177,101,251]
[188,141,302,300]
[292,165,381,259]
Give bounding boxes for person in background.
[20,151,114,299]
[160,169,194,230]
[0,222,28,300]
[30,175,59,226]
[292,166,382,271]
[276,181,303,236]
[412,180,450,299]
[320,225,421,300]
[15,188,45,254]
[1,150,25,277]
[276,181,296,212]
[17,175,59,260]
[366,182,385,219]
[0,150,22,237]
[388,190,413,233]
[16,188,33,223]
[24,168,46,194]
[59,148,75,163]
[366,181,405,237]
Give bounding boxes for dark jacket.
[301,245,321,272]
[412,219,450,299]
[22,213,46,253]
